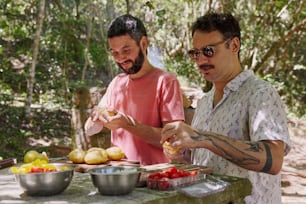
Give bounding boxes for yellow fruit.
[87,147,105,153]
[106,146,125,160]
[162,141,182,154]
[10,166,19,173]
[84,150,108,164]
[38,152,49,162]
[24,150,40,163]
[99,108,117,117]
[68,148,86,164]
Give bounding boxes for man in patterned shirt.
[161,12,291,204]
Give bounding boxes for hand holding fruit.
[84,106,117,136]
[91,106,117,122]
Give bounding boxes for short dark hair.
[107,14,147,43]
[191,12,241,41]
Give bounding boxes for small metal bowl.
[12,163,75,196]
[88,166,141,196]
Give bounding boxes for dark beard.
[117,50,144,75]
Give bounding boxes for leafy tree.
[0,0,305,160]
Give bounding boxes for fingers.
[84,118,103,137]
[160,123,176,144]
[91,106,118,123]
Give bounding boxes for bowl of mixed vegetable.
[10,160,75,196]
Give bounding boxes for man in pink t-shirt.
[84,14,184,165]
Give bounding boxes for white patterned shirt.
[191,70,291,204]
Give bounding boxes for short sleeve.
[249,83,291,154]
[159,74,185,122]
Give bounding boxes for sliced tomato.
[30,167,44,173]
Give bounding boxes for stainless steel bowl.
[12,163,75,196]
[88,166,141,195]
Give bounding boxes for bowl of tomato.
[147,167,199,190]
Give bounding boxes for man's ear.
[140,36,148,53]
[231,37,240,53]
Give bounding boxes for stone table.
[0,168,252,204]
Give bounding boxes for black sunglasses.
[188,39,231,60]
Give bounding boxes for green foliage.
[0,104,71,160]
[0,0,305,160]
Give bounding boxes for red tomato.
[147,179,157,188]
[170,172,180,179]
[158,178,170,190]
[30,167,44,173]
[160,172,170,178]
[180,170,191,177]
[168,167,178,174]
[190,170,198,176]
[148,172,162,180]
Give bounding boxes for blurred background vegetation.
[0,0,305,160]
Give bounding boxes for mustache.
[199,64,214,70]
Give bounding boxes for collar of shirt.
[209,70,254,110]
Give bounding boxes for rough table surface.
[0,167,252,204]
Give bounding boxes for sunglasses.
[187,39,231,60]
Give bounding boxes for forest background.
[0,0,305,161]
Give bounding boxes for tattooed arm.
[161,121,284,175]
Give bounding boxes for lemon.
[24,150,40,163]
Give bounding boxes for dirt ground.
[281,117,306,204]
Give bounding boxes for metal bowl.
[88,166,141,195]
[12,163,75,196]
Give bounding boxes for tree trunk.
[81,3,94,81]
[71,87,111,150]
[25,0,45,119]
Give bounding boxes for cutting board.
[53,158,213,175]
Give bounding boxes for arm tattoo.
[245,142,262,152]
[260,142,272,173]
[192,130,261,166]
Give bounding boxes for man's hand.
[161,121,198,149]
[84,117,104,137]
[84,106,117,136]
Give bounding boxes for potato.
[68,148,86,164]
[87,147,105,153]
[106,146,125,160]
[84,149,108,164]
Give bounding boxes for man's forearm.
[190,130,283,174]
[124,120,163,147]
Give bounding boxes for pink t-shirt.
[99,68,184,165]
